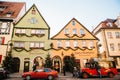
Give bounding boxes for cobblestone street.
[3,72,120,80]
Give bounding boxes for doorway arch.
[53,56,61,72]
[13,57,20,72]
[33,56,44,70]
[63,56,71,72]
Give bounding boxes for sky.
[1,0,120,37]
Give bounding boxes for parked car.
[22,68,58,80]
[0,67,9,79]
[79,62,118,78]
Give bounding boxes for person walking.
[63,64,66,76]
[73,67,78,79]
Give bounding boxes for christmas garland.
[15,33,45,37]
[13,46,95,52]
[65,34,85,38]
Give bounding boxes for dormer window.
[107,22,112,27]
[0,6,7,11]
[6,10,14,17]
[72,21,75,26]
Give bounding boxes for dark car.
[0,67,9,79]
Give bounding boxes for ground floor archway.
[52,56,61,72]
[13,57,20,72]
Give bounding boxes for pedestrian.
[73,67,78,79]
[63,64,66,76]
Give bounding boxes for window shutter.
[2,37,5,44]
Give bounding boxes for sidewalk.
[58,72,73,78]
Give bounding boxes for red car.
[22,68,58,80]
[79,62,118,78]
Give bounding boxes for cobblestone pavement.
[3,72,120,80]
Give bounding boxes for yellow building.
[51,18,98,72]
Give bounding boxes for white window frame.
[74,41,78,47]
[73,28,77,35]
[80,29,85,35]
[14,42,25,48]
[115,32,120,38]
[90,41,94,47]
[57,40,62,48]
[30,42,44,48]
[82,40,86,47]
[64,28,69,34]
[31,29,45,35]
[66,41,70,47]
[15,29,26,34]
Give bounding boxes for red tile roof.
[0,1,26,18]
[100,19,117,28]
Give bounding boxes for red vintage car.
[79,62,118,78]
[22,68,58,80]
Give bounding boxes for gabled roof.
[15,4,50,29]
[0,1,25,18]
[52,18,98,40]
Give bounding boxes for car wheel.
[108,72,114,78]
[26,75,31,80]
[82,72,89,78]
[48,75,53,80]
